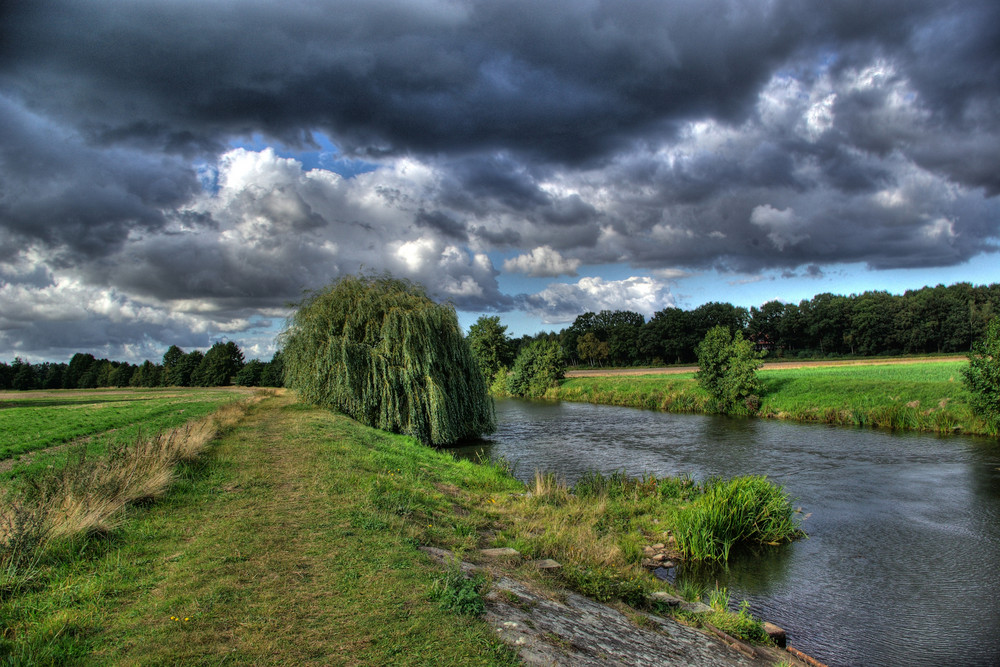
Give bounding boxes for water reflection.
[451,398,1000,667]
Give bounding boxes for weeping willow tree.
[281,275,495,445]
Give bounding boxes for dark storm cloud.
[4,0,988,165]
[2,0,1000,358]
[415,210,468,241]
[0,93,201,259]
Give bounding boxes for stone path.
[420,547,799,667]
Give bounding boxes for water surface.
[453,399,1000,667]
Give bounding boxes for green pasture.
[553,359,990,435]
[0,388,246,480]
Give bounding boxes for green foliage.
[129,360,163,388]
[280,274,494,445]
[506,340,566,398]
[487,365,511,397]
[704,588,770,644]
[194,341,244,386]
[259,350,284,387]
[962,317,1000,431]
[559,564,649,606]
[430,565,489,616]
[577,331,610,367]
[572,470,699,502]
[695,326,764,414]
[467,315,514,383]
[674,476,802,562]
[235,359,265,387]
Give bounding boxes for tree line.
[515,281,1000,368]
[0,343,284,391]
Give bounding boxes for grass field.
[552,358,991,435]
[1,390,791,663]
[0,388,248,480]
[1,392,524,665]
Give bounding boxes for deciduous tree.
[281,274,493,445]
[507,340,566,398]
[695,326,764,415]
[962,316,1000,431]
[467,315,513,382]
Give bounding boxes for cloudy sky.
[2,0,999,362]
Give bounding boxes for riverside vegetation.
[281,275,494,445]
[552,357,998,436]
[1,389,802,663]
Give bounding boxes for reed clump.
[491,469,802,614]
[674,475,803,562]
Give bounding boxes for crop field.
[0,387,250,480]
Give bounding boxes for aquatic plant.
[674,475,802,562]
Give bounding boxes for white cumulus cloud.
[519,276,674,324]
[502,246,581,277]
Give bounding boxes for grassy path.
[5,394,518,665]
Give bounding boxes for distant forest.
[0,343,283,391]
[2,281,998,390]
[525,281,1000,367]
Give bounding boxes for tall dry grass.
[0,393,263,595]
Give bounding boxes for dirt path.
[566,355,963,378]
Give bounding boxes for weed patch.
[430,563,490,616]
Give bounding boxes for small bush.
[963,317,1000,432]
[430,565,489,616]
[696,326,764,415]
[507,341,566,398]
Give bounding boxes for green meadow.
[0,388,246,480]
[553,358,990,435]
[1,390,795,663]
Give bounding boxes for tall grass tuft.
[0,493,50,598]
[674,476,802,562]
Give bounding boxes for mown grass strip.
[0,388,246,477]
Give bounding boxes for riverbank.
[2,391,807,664]
[552,358,995,436]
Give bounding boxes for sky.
[2,0,999,363]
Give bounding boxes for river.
[452,398,1000,667]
